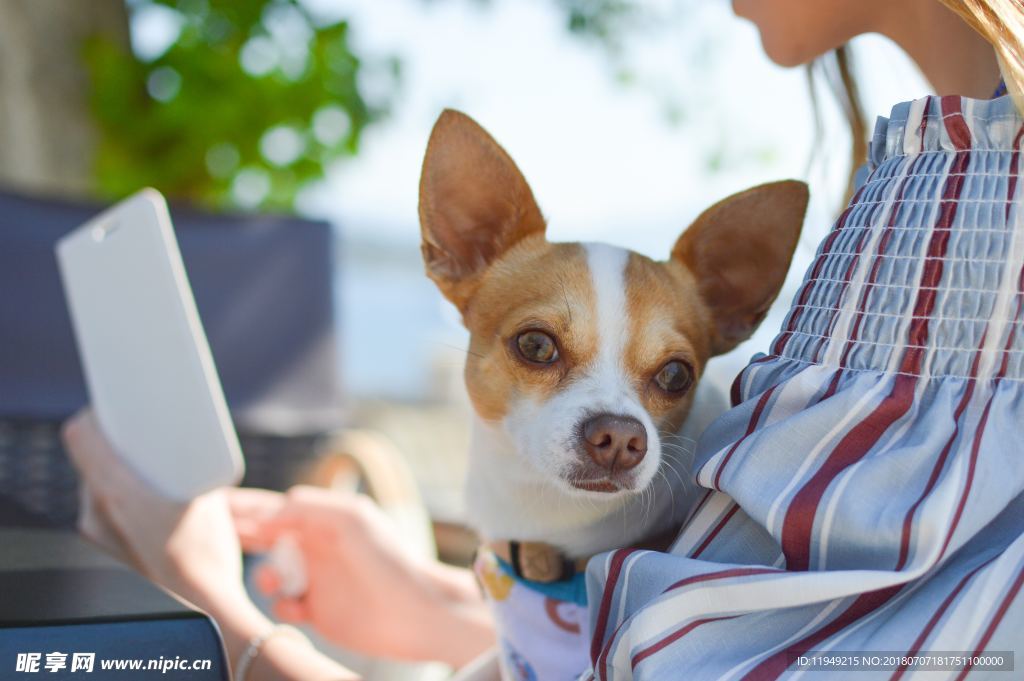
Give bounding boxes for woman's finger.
[227,487,287,521]
[77,487,133,564]
[235,510,305,553]
[227,487,327,553]
[228,488,290,552]
[272,597,309,624]
[62,410,115,481]
[234,519,270,552]
[254,562,283,596]
[62,409,144,499]
[63,411,137,542]
[231,498,296,552]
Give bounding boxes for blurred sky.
[295,0,929,245]
[138,0,933,401]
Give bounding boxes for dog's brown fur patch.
[462,238,597,421]
[623,253,714,434]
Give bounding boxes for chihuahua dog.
[419,110,807,680]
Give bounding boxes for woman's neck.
[877,0,1002,99]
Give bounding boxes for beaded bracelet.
[234,624,310,680]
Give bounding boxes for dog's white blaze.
[580,243,662,483]
[583,242,630,393]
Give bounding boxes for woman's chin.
[730,0,827,69]
[752,28,823,69]
[762,41,817,69]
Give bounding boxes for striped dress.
[584,94,1024,679]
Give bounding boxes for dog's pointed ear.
[419,109,546,311]
[672,180,808,355]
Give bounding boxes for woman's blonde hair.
[816,0,1024,202]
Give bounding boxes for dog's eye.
[516,330,559,364]
[654,360,693,394]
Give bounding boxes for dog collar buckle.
[508,540,576,583]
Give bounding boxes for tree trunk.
[0,0,130,198]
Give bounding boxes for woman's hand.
[62,409,357,680]
[62,407,493,671]
[230,485,495,668]
[62,409,252,618]
[61,409,273,662]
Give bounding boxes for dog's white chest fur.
[465,379,726,681]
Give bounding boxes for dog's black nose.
[580,414,647,472]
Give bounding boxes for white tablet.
[56,189,244,501]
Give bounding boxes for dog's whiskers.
[658,430,698,446]
[655,467,677,522]
[661,457,690,490]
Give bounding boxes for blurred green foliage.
[85,0,396,210]
[558,0,643,51]
[82,0,741,212]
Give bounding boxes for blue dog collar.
[494,555,589,607]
